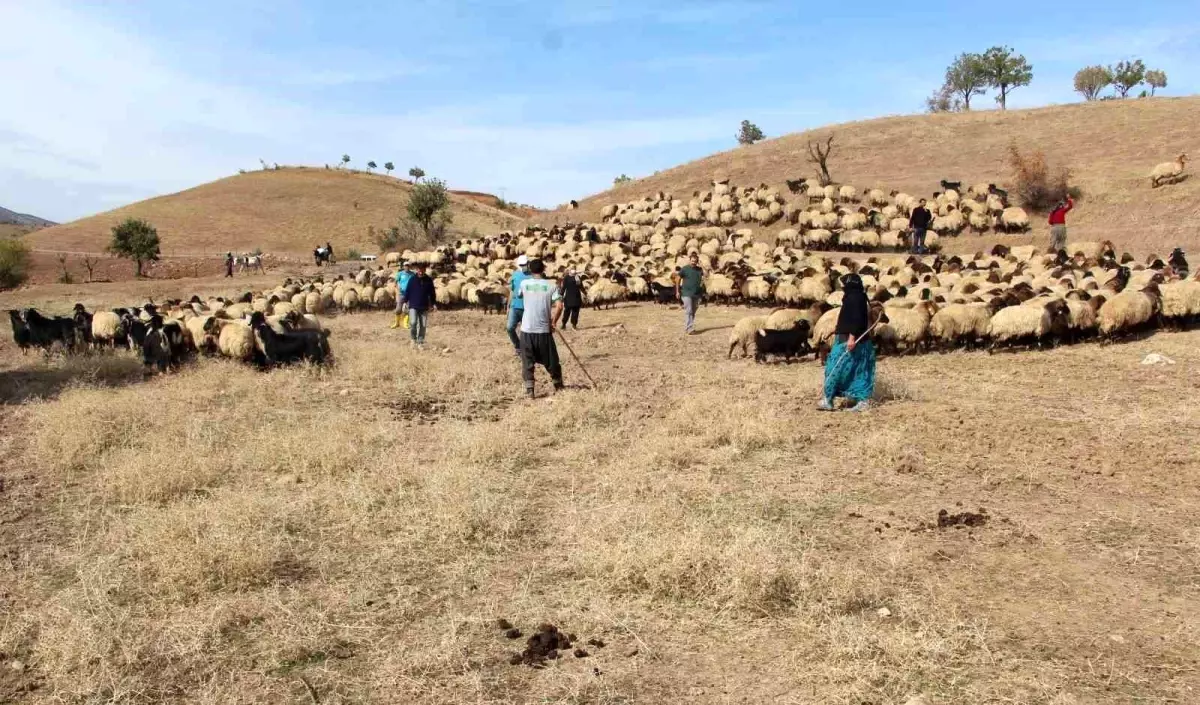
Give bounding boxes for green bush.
[346,248,362,260]
[0,238,31,289]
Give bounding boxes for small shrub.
[346,248,362,260]
[0,238,31,289]
[1007,143,1073,211]
[613,174,633,186]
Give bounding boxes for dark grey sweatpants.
[519,331,563,392]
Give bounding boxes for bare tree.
[55,253,73,284]
[807,135,836,186]
[82,254,98,282]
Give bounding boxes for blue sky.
[2,1,1198,223]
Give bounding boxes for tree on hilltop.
[384,161,395,176]
[613,174,633,186]
[1074,65,1113,101]
[408,166,425,182]
[979,46,1032,109]
[1112,59,1146,98]
[1145,69,1167,96]
[108,218,161,278]
[367,160,377,173]
[942,52,988,110]
[926,84,962,113]
[736,120,765,146]
[341,154,351,168]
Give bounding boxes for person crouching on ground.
[517,258,564,398]
[559,268,582,330]
[819,273,876,412]
[391,261,413,329]
[506,255,531,356]
[402,262,436,348]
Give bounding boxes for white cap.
[516,255,529,266]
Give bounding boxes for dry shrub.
[1007,143,1077,211]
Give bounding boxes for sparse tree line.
[1074,60,1167,101]
[927,46,1033,112]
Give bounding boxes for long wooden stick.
[555,328,598,390]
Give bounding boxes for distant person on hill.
[402,262,436,348]
[224,252,234,278]
[505,255,531,355]
[559,268,583,330]
[1048,196,1074,252]
[819,273,876,413]
[391,262,414,329]
[676,253,704,335]
[909,199,933,255]
[517,258,564,398]
[325,241,335,264]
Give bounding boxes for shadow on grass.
[0,354,148,404]
[693,324,734,335]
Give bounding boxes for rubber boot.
[389,313,402,329]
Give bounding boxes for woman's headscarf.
[835,273,870,337]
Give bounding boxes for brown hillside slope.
[554,97,1200,255]
[27,167,526,256]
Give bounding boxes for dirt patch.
[385,396,513,424]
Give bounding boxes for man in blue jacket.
[402,262,436,347]
[391,262,414,329]
[505,255,530,355]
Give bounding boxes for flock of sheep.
[584,177,1030,252]
[7,168,1197,372]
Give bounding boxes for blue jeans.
[912,228,927,253]
[506,307,524,349]
[409,309,428,344]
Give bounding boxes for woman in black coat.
[559,270,583,329]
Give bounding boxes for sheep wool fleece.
[823,337,876,404]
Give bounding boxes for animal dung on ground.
[499,622,604,668]
[936,508,989,528]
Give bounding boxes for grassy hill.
[551,97,1199,255]
[26,167,526,256]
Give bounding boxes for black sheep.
[72,304,93,346]
[939,179,962,192]
[248,312,331,367]
[141,316,173,373]
[753,320,811,363]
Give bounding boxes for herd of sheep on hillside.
[6,168,1196,371]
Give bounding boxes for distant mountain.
[0,206,56,229]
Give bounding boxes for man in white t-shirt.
[517,258,564,398]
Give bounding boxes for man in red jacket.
[1048,197,1074,252]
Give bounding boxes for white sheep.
[1098,286,1161,340]
[90,311,124,348]
[928,303,993,349]
[1149,153,1187,188]
[998,207,1029,233]
[728,314,770,358]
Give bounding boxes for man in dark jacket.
[224,252,234,277]
[908,199,933,255]
[402,262,436,347]
[559,269,583,329]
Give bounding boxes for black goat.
[939,179,962,192]
[123,314,148,350]
[73,304,93,346]
[754,320,811,363]
[248,312,331,367]
[785,178,809,194]
[141,315,189,373]
[988,184,1009,201]
[8,309,31,353]
[1169,248,1188,278]
[476,291,506,314]
[21,308,77,352]
[649,282,676,305]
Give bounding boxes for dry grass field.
[557,97,1200,257]
[25,168,525,259]
[2,272,1199,704]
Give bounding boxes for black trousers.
[519,331,563,391]
[562,305,580,328]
